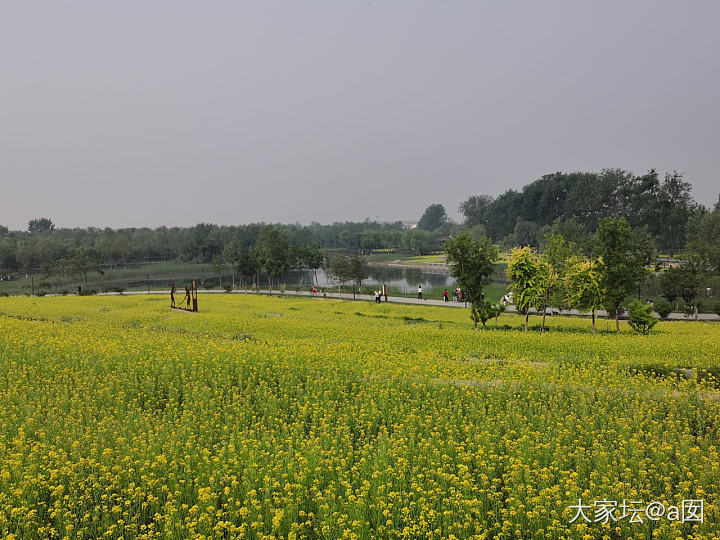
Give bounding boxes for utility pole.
[31,275,34,297]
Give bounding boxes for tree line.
[459,169,713,256]
[0,219,460,277]
[445,209,720,333]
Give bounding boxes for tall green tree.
[27,218,55,234]
[564,257,605,333]
[687,206,720,272]
[660,259,703,320]
[347,254,369,299]
[418,204,448,231]
[444,232,499,330]
[506,247,543,332]
[328,255,352,297]
[255,226,289,293]
[595,218,652,332]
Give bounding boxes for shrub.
[714,301,720,317]
[102,286,125,294]
[78,289,97,296]
[653,298,673,320]
[627,300,658,335]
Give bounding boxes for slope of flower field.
[0,294,718,539]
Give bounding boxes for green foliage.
[564,257,605,333]
[687,206,720,271]
[475,300,503,329]
[506,247,537,314]
[627,300,658,335]
[444,232,499,329]
[652,297,673,320]
[595,217,652,330]
[347,254,369,289]
[27,217,55,234]
[417,204,448,231]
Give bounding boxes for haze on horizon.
[1,1,719,232]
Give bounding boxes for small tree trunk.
[615,311,620,333]
[524,309,529,332]
[541,307,547,333]
[592,309,596,334]
[694,298,698,321]
[472,307,478,331]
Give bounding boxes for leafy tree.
[234,250,260,291]
[595,217,651,332]
[534,260,558,332]
[418,204,448,231]
[660,259,702,320]
[304,244,325,286]
[476,300,503,330]
[402,229,438,255]
[211,255,227,288]
[347,254,369,299]
[466,224,488,241]
[444,232,499,330]
[28,218,55,234]
[564,257,605,333]
[506,247,543,332]
[255,226,289,293]
[654,172,697,256]
[459,195,493,228]
[653,297,673,320]
[328,255,352,297]
[627,300,658,334]
[687,207,720,272]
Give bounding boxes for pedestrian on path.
[443,288,448,302]
[417,285,423,299]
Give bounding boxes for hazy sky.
[2,1,719,231]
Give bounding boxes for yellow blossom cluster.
[0,294,717,538]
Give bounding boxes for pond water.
[287,266,456,294]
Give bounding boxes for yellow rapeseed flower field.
[0,294,718,538]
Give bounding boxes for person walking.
[443,288,448,302]
[312,284,318,296]
[417,285,423,299]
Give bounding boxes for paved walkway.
[92,288,720,321]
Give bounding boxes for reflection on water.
[286,266,455,293]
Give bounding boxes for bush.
[224,283,233,293]
[627,300,658,335]
[714,301,720,317]
[653,298,673,320]
[102,286,125,294]
[78,289,97,296]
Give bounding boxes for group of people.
[374,288,384,303]
[170,284,192,309]
[443,287,463,302]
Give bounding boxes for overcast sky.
[1,1,719,231]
